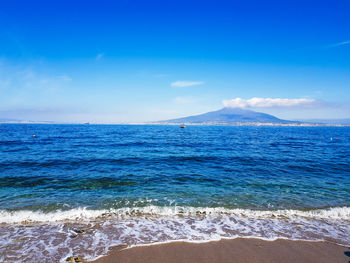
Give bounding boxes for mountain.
[161,107,295,124]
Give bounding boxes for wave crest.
[1,206,349,224]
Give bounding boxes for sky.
[0,0,350,123]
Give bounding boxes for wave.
[1,206,349,263]
[1,206,349,224]
[0,175,138,188]
[0,140,24,146]
[0,156,221,168]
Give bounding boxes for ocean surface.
[0,124,349,262]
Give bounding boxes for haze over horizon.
[1,0,350,123]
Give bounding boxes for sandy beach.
[90,238,350,263]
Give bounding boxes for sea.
[0,124,349,262]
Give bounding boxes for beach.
[90,238,349,263]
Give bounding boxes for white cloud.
[171,80,204,87]
[328,40,350,48]
[222,97,316,108]
[96,53,104,61]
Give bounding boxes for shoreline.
[1,206,349,262]
[89,238,350,263]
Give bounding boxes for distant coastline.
[2,107,350,126]
[1,121,350,127]
[148,122,350,127]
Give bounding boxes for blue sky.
[0,0,349,123]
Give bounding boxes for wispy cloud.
[153,73,169,78]
[222,97,316,108]
[171,80,204,87]
[60,75,72,82]
[328,40,350,48]
[0,62,73,107]
[96,53,104,61]
[173,96,197,104]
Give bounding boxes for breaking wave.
[1,205,350,223]
[0,206,349,263]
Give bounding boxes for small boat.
[180,125,186,128]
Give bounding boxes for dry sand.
[89,238,350,263]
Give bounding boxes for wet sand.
[89,238,350,263]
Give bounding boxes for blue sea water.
[0,124,349,262]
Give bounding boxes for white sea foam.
[0,206,349,263]
[1,205,349,223]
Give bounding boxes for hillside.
[161,107,295,124]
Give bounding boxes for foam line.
[0,206,349,224]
